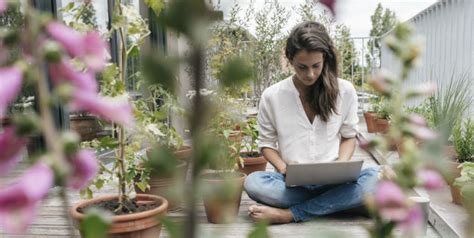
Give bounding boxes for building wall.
[381,0,474,117]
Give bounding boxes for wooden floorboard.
[0,118,441,237]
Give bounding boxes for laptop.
[285,160,364,187]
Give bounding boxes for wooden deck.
[0,119,441,237]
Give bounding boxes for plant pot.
[363,112,377,133]
[173,145,192,160]
[374,118,390,133]
[69,115,103,141]
[447,160,462,205]
[70,194,168,238]
[238,152,267,175]
[135,160,187,211]
[201,171,246,224]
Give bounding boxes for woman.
[244,21,380,224]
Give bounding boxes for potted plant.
[132,85,190,210]
[364,96,390,133]
[69,1,169,237]
[448,119,474,205]
[238,117,267,175]
[198,92,247,223]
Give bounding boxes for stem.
[115,0,129,207]
[24,1,74,236]
[185,44,205,238]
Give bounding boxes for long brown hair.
[285,21,339,122]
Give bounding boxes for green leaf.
[80,209,112,238]
[159,217,182,238]
[142,54,179,95]
[247,220,270,238]
[127,44,140,58]
[59,2,75,13]
[144,0,165,16]
[221,57,254,88]
[95,179,104,190]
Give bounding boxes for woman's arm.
[338,137,356,161]
[262,147,287,174]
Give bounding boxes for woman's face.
[291,50,325,87]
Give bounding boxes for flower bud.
[62,131,80,156]
[43,40,63,63]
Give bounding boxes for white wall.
[381,0,474,117]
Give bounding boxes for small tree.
[366,3,397,69]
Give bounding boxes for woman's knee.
[244,171,269,197]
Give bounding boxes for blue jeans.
[244,166,381,222]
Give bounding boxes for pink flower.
[319,0,337,16]
[70,92,134,127]
[0,67,23,118]
[375,181,408,221]
[0,127,27,175]
[0,0,7,13]
[47,22,108,72]
[80,32,109,72]
[412,126,438,141]
[417,169,445,190]
[68,149,98,189]
[49,60,98,93]
[0,163,53,233]
[47,22,83,57]
[398,206,423,233]
[408,114,427,127]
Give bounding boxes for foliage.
[452,119,474,163]
[368,96,390,120]
[362,23,447,237]
[453,162,474,190]
[242,117,259,153]
[366,3,397,69]
[404,98,433,128]
[334,24,360,85]
[428,72,472,142]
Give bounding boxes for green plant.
[242,117,259,153]
[453,119,474,163]
[453,162,474,190]
[429,72,472,142]
[369,96,390,120]
[404,98,433,128]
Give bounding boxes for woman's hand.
[278,164,287,175]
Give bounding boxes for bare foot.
[248,204,294,224]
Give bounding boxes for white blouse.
[257,76,359,164]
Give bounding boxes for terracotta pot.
[374,118,390,133]
[447,160,463,205]
[227,130,242,143]
[444,145,458,160]
[173,146,192,160]
[69,115,103,141]
[70,194,168,238]
[138,147,191,210]
[201,171,246,223]
[363,112,377,133]
[238,152,267,175]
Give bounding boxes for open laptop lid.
[285,160,364,187]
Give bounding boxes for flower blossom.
[70,92,134,127]
[0,67,23,118]
[375,180,408,221]
[49,60,98,93]
[0,163,53,233]
[417,169,445,190]
[0,0,6,14]
[68,149,98,189]
[0,127,27,175]
[47,22,108,72]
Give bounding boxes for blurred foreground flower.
[0,163,53,233]
[70,92,134,127]
[67,149,98,190]
[49,60,98,93]
[47,22,108,72]
[417,169,445,190]
[0,67,23,118]
[0,0,6,13]
[0,127,27,174]
[375,180,408,221]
